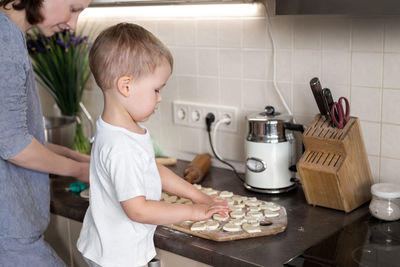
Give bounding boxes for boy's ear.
[117,76,133,97]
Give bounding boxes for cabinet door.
[69,219,89,267]
[44,214,71,266]
[155,248,212,267]
[45,214,89,267]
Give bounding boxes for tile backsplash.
[39,3,400,183]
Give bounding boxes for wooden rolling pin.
[155,157,177,166]
[183,153,211,184]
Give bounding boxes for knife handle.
[310,77,328,116]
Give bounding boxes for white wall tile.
[276,50,293,82]
[179,127,201,153]
[368,155,380,183]
[292,83,320,116]
[321,51,350,86]
[270,16,293,50]
[381,124,400,159]
[382,89,400,124]
[350,86,381,122]
[383,53,400,89]
[197,48,219,76]
[242,80,266,110]
[293,50,321,84]
[177,76,197,101]
[243,50,267,80]
[158,125,180,152]
[158,100,173,127]
[321,17,351,51]
[172,47,197,76]
[76,12,400,170]
[380,158,400,184]
[219,49,242,78]
[265,82,292,114]
[351,52,382,88]
[294,17,321,50]
[196,19,218,47]
[220,78,242,107]
[175,20,196,46]
[197,77,219,104]
[163,76,179,101]
[243,18,267,49]
[352,18,384,52]
[360,121,381,156]
[216,132,244,161]
[327,84,350,100]
[384,18,400,52]
[218,19,242,48]
[156,20,176,46]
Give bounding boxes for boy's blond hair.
[89,23,173,90]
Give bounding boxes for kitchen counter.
[50,160,370,266]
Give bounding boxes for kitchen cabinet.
[45,215,211,267]
[44,214,87,267]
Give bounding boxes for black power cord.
[205,113,245,182]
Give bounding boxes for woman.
[0,0,91,266]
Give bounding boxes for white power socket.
[173,101,237,132]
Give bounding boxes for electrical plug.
[205,113,215,132]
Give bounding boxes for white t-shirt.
[77,117,162,267]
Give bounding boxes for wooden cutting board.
[164,207,287,242]
[161,189,287,244]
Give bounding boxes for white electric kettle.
[244,106,304,194]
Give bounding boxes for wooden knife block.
[297,115,373,213]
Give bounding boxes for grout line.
[377,20,386,183]
[67,219,74,267]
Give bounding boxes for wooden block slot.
[297,115,373,212]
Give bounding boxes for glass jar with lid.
[369,183,400,221]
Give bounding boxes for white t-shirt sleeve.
[106,148,148,202]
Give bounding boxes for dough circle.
[213,213,229,221]
[247,211,263,218]
[219,191,233,198]
[190,221,206,231]
[264,211,279,218]
[205,220,219,230]
[242,223,261,233]
[230,210,245,219]
[223,222,241,232]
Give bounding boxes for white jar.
[369,183,400,221]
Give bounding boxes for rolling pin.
[183,153,211,184]
[155,157,177,166]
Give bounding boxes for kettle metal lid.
[247,106,293,123]
[246,106,293,143]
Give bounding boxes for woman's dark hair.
[0,0,43,25]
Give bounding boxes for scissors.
[330,97,350,129]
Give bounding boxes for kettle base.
[243,182,297,194]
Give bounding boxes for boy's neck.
[102,97,145,135]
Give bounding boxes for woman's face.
[36,0,91,36]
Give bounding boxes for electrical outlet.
[173,102,189,125]
[172,101,237,132]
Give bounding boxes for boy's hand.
[199,194,229,207]
[190,203,231,222]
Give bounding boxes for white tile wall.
[38,4,400,184]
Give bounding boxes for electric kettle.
[244,106,304,194]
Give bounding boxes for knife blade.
[310,77,328,116]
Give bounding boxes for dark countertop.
[50,160,370,267]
